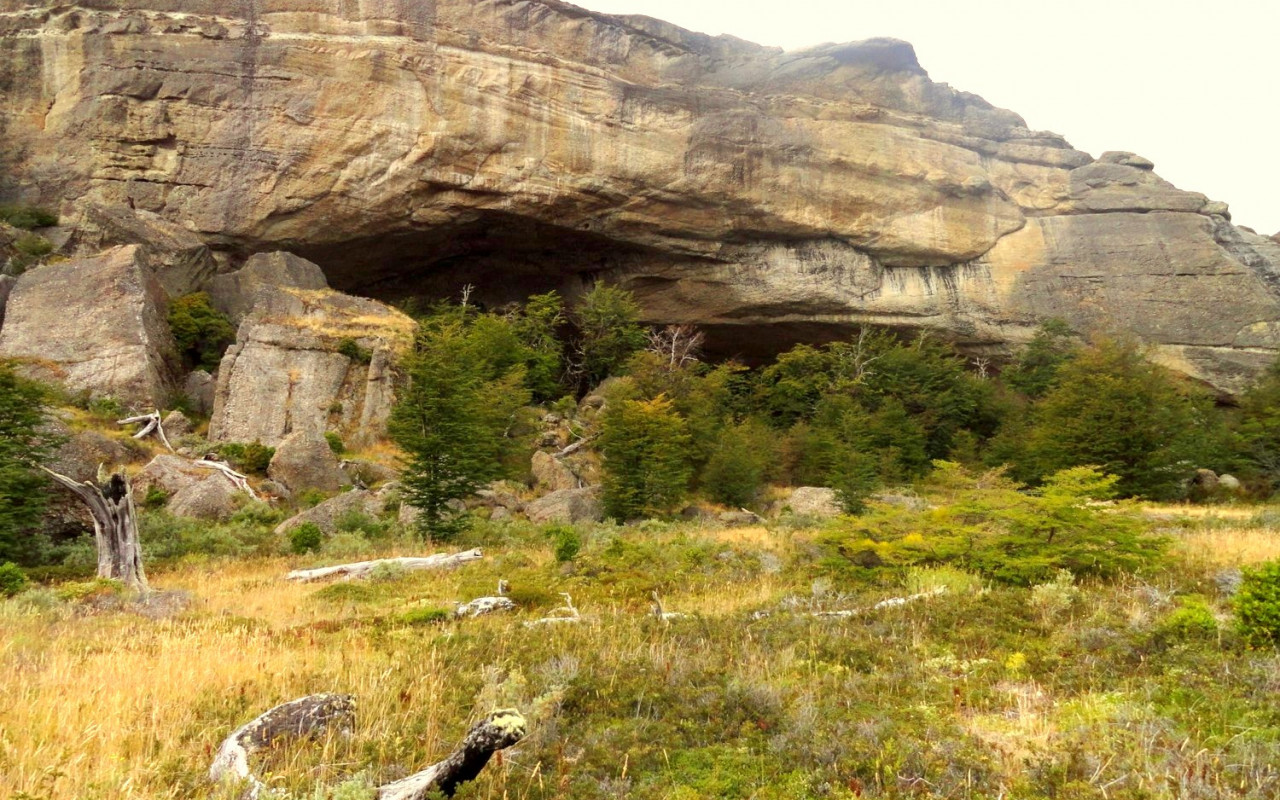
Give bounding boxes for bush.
[0,204,57,230]
[0,561,29,597]
[550,525,581,562]
[142,485,170,510]
[401,606,451,626]
[0,365,60,565]
[1235,560,1280,648]
[600,391,693,520]
[337,338,373,365]
[701,420,772,507]
[13,232,53,260]
[218,441,274,476]
[168,293,236,371]
[289,522,325,554]
[325,431,346,454]
[1160,595,1218,641]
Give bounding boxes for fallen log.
[377,709,527,799]
[209,696,525,800]
[193,457,259,500]
[286,549,484,582]
[524,593,581,626]
[118,410,174,451]
[210,693,356,799]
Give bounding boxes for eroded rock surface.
[1,2,1278,391]
[0,245,179,407]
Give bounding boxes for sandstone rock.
[66,204,217,298]
[267,431,347,494]
[275,489,383,536]
[526,487,603,525]
[206,251,329,323]
[0,246,179,407]
[1191,469,1219,492]
[2,3,1279,392]
[786,487,842,518]
[208,289,411,446]
[49,430,135,482]
[531,450,580,493]
[183,370,216,415]
[340,459,399,488]
[132,454,209,497]
[162,409,193,437]
[167,477,241,520]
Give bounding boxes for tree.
[511,291,567,402]
[600,391,692,520]
[0,364,59,565]
[43,469,148,592]
[1233,358,1280,491]
[168,292,236,371]
[701,419,774,507]
[389,317,530,540]
[1020,336,1212,499]
[571,283,646,389]
[1003,319,1078,399]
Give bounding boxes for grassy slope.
[2,511,1280,800]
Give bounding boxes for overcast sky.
[572,0,1279,234]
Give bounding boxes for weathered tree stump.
[43,468,148,592]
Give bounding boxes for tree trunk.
[284,549,484,582]
[43,468,148,593]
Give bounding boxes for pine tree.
[0,364,59,564]
[572,283,646,389]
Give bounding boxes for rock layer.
[1,1,1278,391]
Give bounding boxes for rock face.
[208,288,412,446]
[0,245,179,407]
[2,2,1279,391]
[206,251,329,323]
[526,487,603,524]
[65,204,218,298]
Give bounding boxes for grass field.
[2,508,1279,800]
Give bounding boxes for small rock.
[260,479,292,500]
[1218,474,1242,491]
[1191,468,1219,492]
[268,431,348,494]
[132,454,208,496]
[340,459,398,487]
[527,487,602,524]
[1201,200,1231,220]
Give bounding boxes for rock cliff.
[2,0,1278,391]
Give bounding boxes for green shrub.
[400,606,450,626]
[84,394,125,423]
[0,204,57,230]
[337,338,373,365]
[1235,560,1280,648]
[325,431,346,454]
[549,525,581,562]
[701,420,772,507]
[600,392,693,520]
[289,522,324,554]
[142,485,170,510]
[168,293,236,371]
[14,232,52,258]
[1160,595,1218,641]
[0,561,29,597]
[218,441,274,476]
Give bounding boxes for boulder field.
[1,1,1278,392]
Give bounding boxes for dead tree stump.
[43,468,148,592]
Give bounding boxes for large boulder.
[132,454,208,497]
[208,288,411,447]
[206,251,329,323]
[0,245,179,407]
[64,204,217,297]
[530,450,580,493]
[275,489,383,536]
[167,477,242,520]
[48,429,136,482]
[786,487,843,518]
[267,431,347,494]
[526,487,603,525]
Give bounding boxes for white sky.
[571,0,1280,234]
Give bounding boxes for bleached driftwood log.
[210,693,356,799]
[285,549,484,582]
[42,468,148,592]
[524,593,581,626]
[210,697,525,800]
[456,581,517,617]
[118,410,174,451]
[376,709,527,799]
[193,457,259,499]
[650,591,687,622]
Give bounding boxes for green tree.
[701,419,774,507]
[600,391,692,520]
[389,316,531,539]
[168,293,236,371]
[0,364,60,565]
[572,283,646,389]
[512,291,567,402]
[1003,319,1078,399]
[1233,358,1280,491]
[1021,336,1212,499]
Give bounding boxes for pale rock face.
[206,251,329,323]
[267,431,348,494]
[208,287,412,446]
[786,487,842,518]
[65,204,218,298]
[168,476,242,520]
[526,487,603,524]
[531,450,580,493]
[0,245,179,407]
[1,2,1278,391]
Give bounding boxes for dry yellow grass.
[1173,525,1280,568]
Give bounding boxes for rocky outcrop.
[64,204,218,298]
[208,288,412,447]
[275,489,383,536]
[785,487,842,518]
[531,450,580,493]
[526,487,603,525]
[168,477,242,520]
[0,245,179,407]
[206,251,329,323]
[1,2,1278,391]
